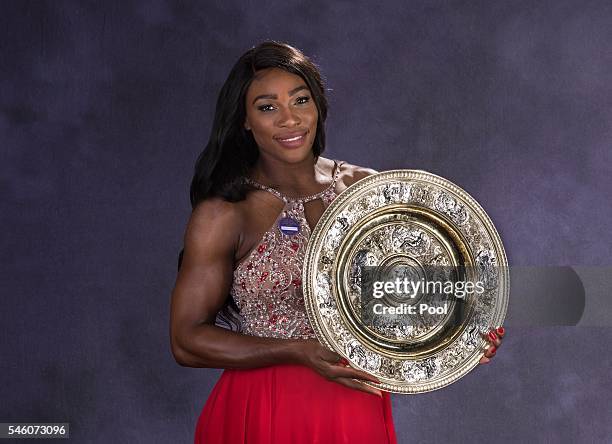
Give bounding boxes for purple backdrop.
[2,1,611,442]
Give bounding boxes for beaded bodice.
[231,161,344,339]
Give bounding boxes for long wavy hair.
[178,41,329,329]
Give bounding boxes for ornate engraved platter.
[303,170,509,393]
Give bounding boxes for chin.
[264,143,315,164]
[282,147,315,162]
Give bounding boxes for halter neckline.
[244,160,344,203]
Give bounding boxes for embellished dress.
[194,161,397,444]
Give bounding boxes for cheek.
[250,128,268,146]
[299,106,318,126]
[249,122,277,149]
[248,116,274,136]
[308,111,319,132]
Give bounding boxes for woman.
[170,41,504,444]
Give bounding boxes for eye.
[257,104,276,112]
[296,96,311,105]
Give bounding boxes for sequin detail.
[233,161,344,339]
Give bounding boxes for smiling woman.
[170,41,398,444]
[245,69,318,158]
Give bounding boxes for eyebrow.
[252,85,310,104]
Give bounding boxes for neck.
[251,153,330,192]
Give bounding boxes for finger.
[328,365,381,383]
[327,365,381,384]
[486,330,502,347]
[483,344,497,359]
[479,356,491,365]
[335,357,350,367]
[335,377,383,397]
[495,326,505,338]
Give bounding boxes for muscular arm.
[169,184,381,396]
[170,198,304,369]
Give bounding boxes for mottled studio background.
[2,0,611,443]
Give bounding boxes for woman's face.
[244,67,318,164]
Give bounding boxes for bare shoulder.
[184,197,242,256]
[337,161,379,189]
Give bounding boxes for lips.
[274,130,308,149]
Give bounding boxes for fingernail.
[488,331,497,341]
[489,346,496,355]
[497,327,505,335]
[338,358,349,366]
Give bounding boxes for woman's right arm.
[169,198,381,395]
[170,198,297,368]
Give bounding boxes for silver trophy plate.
[303,170,509,393]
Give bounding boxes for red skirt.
[195,364,397,444]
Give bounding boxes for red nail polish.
[488,331,497,341]
[497,327,505,335]
[339,358,349,366]
[489,346,496,355]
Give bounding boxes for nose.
[276,106,300,127]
